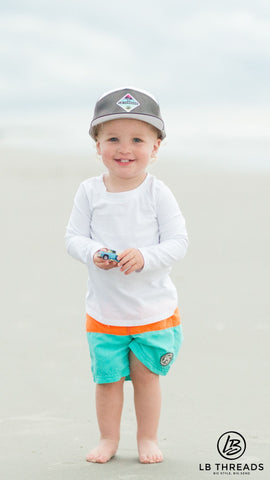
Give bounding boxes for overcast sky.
[1,0,269,167]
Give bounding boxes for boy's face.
[96,119,161,183]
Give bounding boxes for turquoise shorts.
[86,325,183,384]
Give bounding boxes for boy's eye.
[108,137,118,142]
[133,138,142,143]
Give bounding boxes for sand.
[1,146,269,479]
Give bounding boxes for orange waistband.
[86,308,180,335]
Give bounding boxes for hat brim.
[89,113,166,140]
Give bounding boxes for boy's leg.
[129,351,163,463]
[86,377,125,463]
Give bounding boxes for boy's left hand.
[117,248,144,275]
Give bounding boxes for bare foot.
[138,439,163,464]
[86,439,118,463]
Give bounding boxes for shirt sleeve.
[138,183,189,272]
[65,182,104,264]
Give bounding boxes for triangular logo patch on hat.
[117,93,140,112]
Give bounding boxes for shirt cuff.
[137,247,149,272]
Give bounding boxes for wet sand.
[1,147,269,479]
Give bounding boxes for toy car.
[98,249,120,262]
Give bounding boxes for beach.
[1,146,269,479]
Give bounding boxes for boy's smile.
[96,119,161,190]
[114,158,135,164]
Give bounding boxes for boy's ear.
[96,141,101,155]
[153,138,161,155]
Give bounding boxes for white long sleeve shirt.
[65,173,188,326]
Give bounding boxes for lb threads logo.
[116,93,140,112]
[217,431,246,460]
[160,352,174,366]
[198,431,264,475]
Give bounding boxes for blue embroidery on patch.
[117,93,140,112]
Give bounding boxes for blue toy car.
[98,249,119,262]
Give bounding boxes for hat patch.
[117,93,140,112]
[160,352,174,366]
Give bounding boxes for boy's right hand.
[93,249,119,270]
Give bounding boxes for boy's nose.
[118,141,132,154]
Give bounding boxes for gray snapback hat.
[89,87,166,140]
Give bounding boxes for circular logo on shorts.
[217,431,246,460]
[160,352,174,366]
